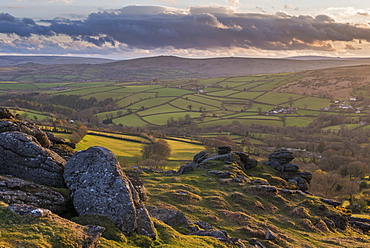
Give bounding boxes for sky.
[1,0,370,59]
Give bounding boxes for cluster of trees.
[198,135,242,154]
[1,92,116,124]
[166,114,192,127]
[140,139,172,169]
[69,122,88,144]
[308,113,351,128]
[1,92,114,110]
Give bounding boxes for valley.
[2,56,370,247]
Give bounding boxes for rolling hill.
[0,56,114,67]
[2,55,370,82]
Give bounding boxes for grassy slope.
[131,161,370,248]
[0,201,229,248]
[3,128,370,247]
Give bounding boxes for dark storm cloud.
[0,12,53,37]
[2,6,370,52]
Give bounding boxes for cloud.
[284,4,299,11]
[229,0,239,6]
[189,5,236,15]
[49,0,74,3]
[0,6,27,9]
[345,43,362,50]
[156,0,177,4]
[16,0,74,3]
[0,13,53,37]
[326,7,370,20]
[2,5,370,55]
[357,11,370,17]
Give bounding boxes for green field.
[218,81,247,88]
[115,93,161,107]
[8,108,54,121]
[59,86,121,96]
[255,92,303,105]
[129,97,174,110]
[206,89,239,97]
[74,132,205,165]
[186,95,222,107]
[199,78,226,85]
[142,112,201,125]
[139,104,182,116]
[88,131,151,143]
[3,71,368,130]
[201,118,283,127]
[285,116,316,127]
[0,83,38,90]
[165,139,205,161]
[293,97,331,110]
[66,81,116,88]
[76,134,143,165]
[248,103,275,112]
[155,87,193,97]
[113,85,163,93]
[170,98,219,111]
[228,91,265,99]
[113,114,149,127]
[83,91,127,101]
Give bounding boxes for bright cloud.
[2,5,370,57]
[229,0,239,6]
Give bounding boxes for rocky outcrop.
[348,217,370,233]
[0,131,66,188]
[0,120,51,148]
[268,149,294,164]
[207,170,234,178]
[147,207,192,228]
[45,131,76,149]
[194,221,213,230]
[0,107,14,119]
[9,203,51,218]
[193,150,208,163]
[263,149,312,191]
[327,213,348,230]
[177,147,257,174]
[177,162,197,175]
[0,175,69,214]
[321,198,341,207]
[234,151,258,170]
[190,229,230,242]
[201,153,240,164]
[64,146,156,239]
[265,228,278,240]
[8,203,105,248]
[217,145,232,155]
[126,174,147,202]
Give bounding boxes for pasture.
[75,134,143,165]
[72,132,205,165]
[3,69,363,131]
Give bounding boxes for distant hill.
[102,55,370,79]
[3,55,370,82]
[0,56,115,66]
